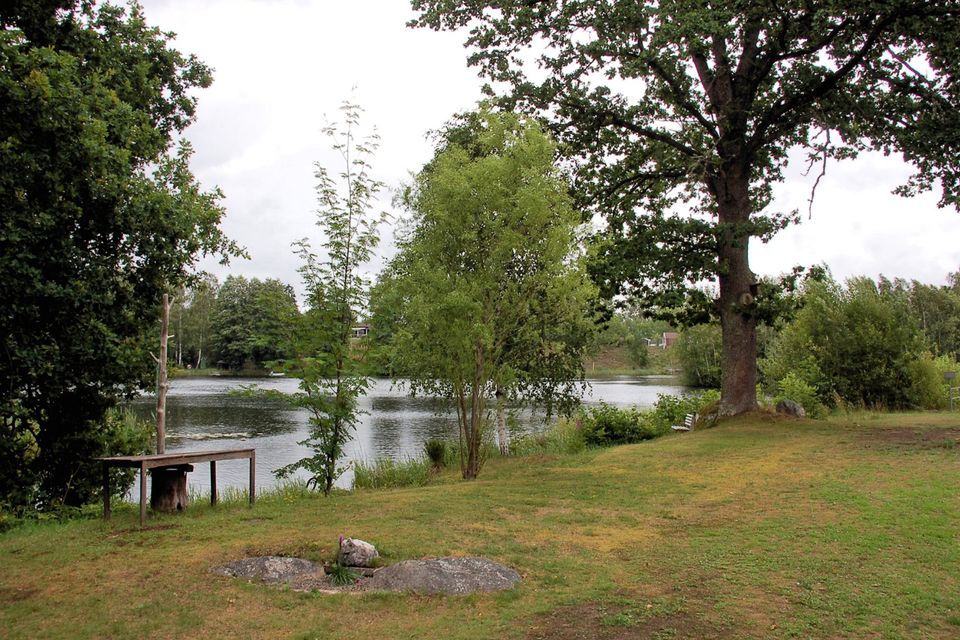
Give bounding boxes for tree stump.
[150,464,193,513]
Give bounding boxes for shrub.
[760,277,943,410]
[441,438,499,469]
[423,438,447,469]
[327,562,360,586]
[906,354,948,410]
[578,403,672,445]
[579,403,644,446]
[774,371,827,418]
[649,390,721,432]
[352,457,431,490]
[101,408,154,500]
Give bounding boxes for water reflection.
[127,375,686,496]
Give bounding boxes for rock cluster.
[212,554,521,595]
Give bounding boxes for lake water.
[127,375,687,496]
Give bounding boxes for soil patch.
[0,586,38,604]
[524,602,732,640]
[861,427,960,449]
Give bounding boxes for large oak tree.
[411,0,960,414]
[0,1,240,510]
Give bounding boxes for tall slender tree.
[411,0,960,414]
[275,102,385,494]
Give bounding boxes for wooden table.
[98,448,256,527]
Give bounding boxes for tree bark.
[714,165,759,416]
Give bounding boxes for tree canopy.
[209,276,299,371]
[0,1,240,510]
[411,0,960,414]
[376,109,597,479]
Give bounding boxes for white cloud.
[143,0,960,300]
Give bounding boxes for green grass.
[2,411,959,639]
[352,456,433,490]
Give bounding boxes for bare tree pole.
[156,293,171,454]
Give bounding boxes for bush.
[760,277,940,410]
[774,372,827,418]
[907,355,948,410]
[423,438,447,469]
[649,390,721,431]
[440,438,500,470]
[352,457,432,490]
[578,403,673,446]
[101,408,154,500]
[579,403,645,446]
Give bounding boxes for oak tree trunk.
[714,166,758,416]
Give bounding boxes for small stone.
[338,537,379,568]
[776,399,806,418]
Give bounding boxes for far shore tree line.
[3,1,960,514]
[180,265,960,408]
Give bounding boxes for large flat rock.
[211,556,322,585]
[363,557,520,594]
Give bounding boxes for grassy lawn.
[2,412,959,639]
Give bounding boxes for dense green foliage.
[578,403,665,446]
[209,275,299,371]
[880,274,960,361]
[274,103,385,495]
[0,2,239,511]
[675,324,723,388]
[169,275,218,369]
[374,109,598,479]
[761,277,947,410]
[578,391,721,446]
[412,0,960,415]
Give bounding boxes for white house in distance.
[351,325,370,339]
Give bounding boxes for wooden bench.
[98,448,256,527]
[671,413,696,432]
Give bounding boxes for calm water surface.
[128,376,687,496]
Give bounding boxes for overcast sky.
[142,0,960,301]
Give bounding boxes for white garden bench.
[671,413,696,432]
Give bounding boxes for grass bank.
[2,412,959,639]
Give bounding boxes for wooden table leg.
[210,460,217,506]
[249,451,256,506]
[139,462,147,527]
[103,463,111,521]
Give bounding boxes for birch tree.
[381,110,597,479]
